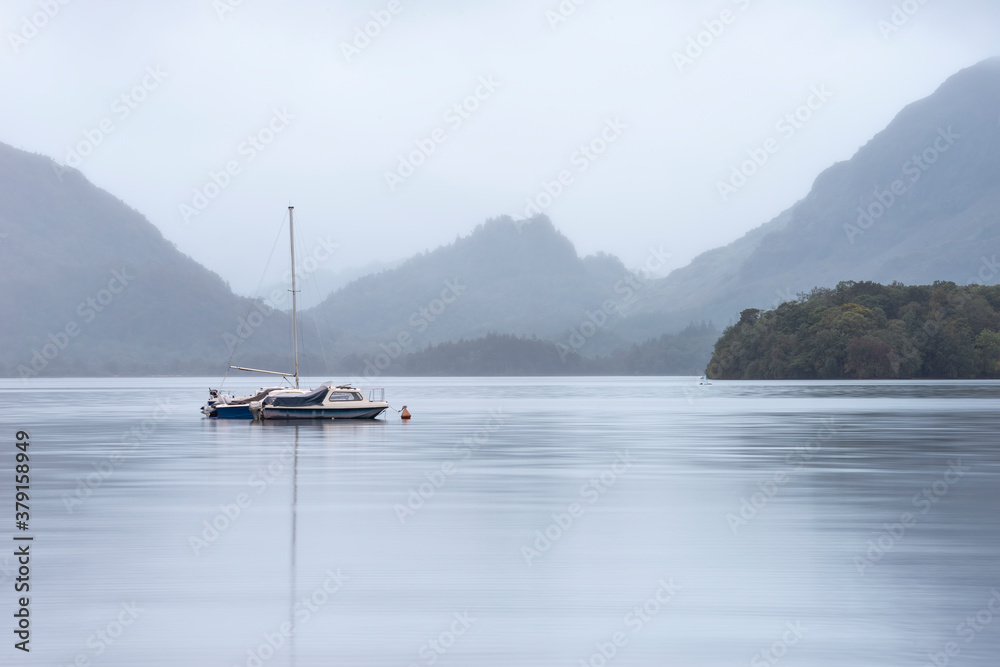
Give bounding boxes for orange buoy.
[400,406,411,420]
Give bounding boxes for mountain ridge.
[305,214,641,362]
[5,58,1000,376]
[634,57,1000,330]
[0,144,297,376]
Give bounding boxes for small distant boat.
[699,375,712,385]
[251,383,388,420]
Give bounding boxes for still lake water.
[1,377,999,666]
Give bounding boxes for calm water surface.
[1,377,998,666]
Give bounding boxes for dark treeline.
[599,321,717,375]
[707,281,1000,379]
[341,323,718,377]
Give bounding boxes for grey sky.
[2,0,998,294]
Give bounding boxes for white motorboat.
[251,383,388,420]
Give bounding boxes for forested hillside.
[707,281,1000,379]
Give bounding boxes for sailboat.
[203,206,390,420]
[200,206,308,418]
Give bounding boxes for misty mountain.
[253,259,403,311]
[356,333,593,376]
[0,144,647,376]
[0,143,297,377]
[7,59,1000,378]
[305,216,639,362]
[634,57,1000,329]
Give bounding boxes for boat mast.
[289,205,300,388]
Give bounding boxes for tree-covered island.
[707,281,1000,379]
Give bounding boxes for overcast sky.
[3,0,999,293]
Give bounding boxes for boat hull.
[213,405,255,419]
[259,406,387,420]
[203,387,303,419]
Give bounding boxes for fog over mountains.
[4,59,1000,377]
[633,58,1000,330]
[0,142,285,377]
